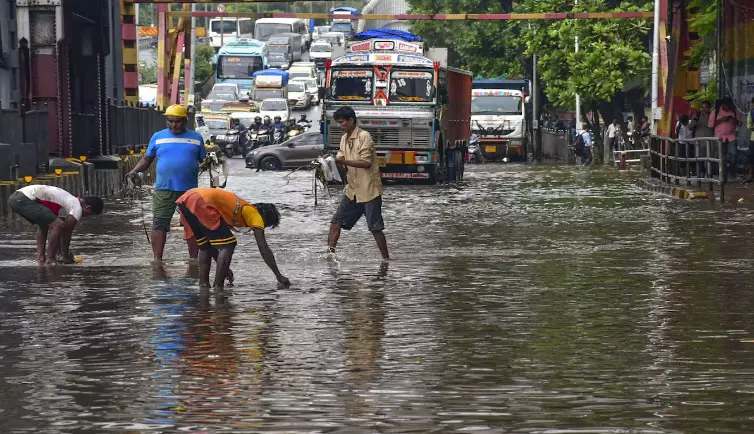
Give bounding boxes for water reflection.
[2,163,754,432]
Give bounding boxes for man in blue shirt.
[580,125,593,166]
[127,104,206,261]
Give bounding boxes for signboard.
[397,42,420,53]
[395,55,434,65]
[350,42,371,52]
[333,54,369,63]
[472,89,521,96]
[335,70,371,77]
[374,54,392,62]
[217,4,225,12]
[374,41,395,50]
[392,71,432,78]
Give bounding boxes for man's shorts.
[152,190,185,231]
[8,191,58,227]
[331,195,384,232]
[177,203,237,251]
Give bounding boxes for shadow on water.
[2,161,754,431]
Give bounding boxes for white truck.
[470,79,531,161]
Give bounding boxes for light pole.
[650,0,660,133]
[575,0,581,133]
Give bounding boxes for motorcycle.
[257,125,273,147]
[215,128,251,158]
[466,134,483,164]
[248,129,260,149]
[273,127,285,145]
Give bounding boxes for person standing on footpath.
[327,106,389,260]
[127,104,206,262]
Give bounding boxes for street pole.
[574,0,581,133]
[650,0,660,133]
[189,3,197,105]
[532,52,539,162]
[716,0,724,99]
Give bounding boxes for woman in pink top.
[708,97,740,176]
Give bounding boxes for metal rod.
[162,11,654,20]
[650,0,660,133]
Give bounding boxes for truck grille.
[328,124,432,151]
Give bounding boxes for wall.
[0,0,19,110]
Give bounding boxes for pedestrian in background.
[327,106,389,260]
[746,97,754,182]
[708,97,740,179]
[607,119,620,152]
[690,100,714,138]
[128,104,206,262]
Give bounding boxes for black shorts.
[8,191,59,227]
[331,195,384,232]
[177,203,237,251]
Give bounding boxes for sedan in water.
[245,132,324,171]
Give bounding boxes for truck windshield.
[268,45,288,53]
[218,56,263,79]
[253,89,283,100]
[310,45,332,52]
[471,95,522,115]
[255,24,293,40]
[330,71,372,101]
[389,71,433,102]
[331,23,351,33]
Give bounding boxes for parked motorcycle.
[466,134,483,164]
[215,128,251,158]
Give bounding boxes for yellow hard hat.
[164,104,187,118]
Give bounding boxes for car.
[211,83,241,96]
[286,80,312,109]
[258,98,291,122]
[201,90,239,112]
[197,114,231,142]
[291,77,320,105]
[288,64,317,81]
[245,131,324,170]
[309,41,332,69]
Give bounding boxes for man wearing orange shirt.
[176,188,290,289]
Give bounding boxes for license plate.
[484,145,497,153]
[377,157,387,167]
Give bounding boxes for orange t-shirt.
[176,188,265,239]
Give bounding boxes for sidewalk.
[641,176,754,204]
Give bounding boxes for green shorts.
[152,190,185,231]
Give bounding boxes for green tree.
[684,0,717,108]
[139,63,157,85]
[195,45,216,84]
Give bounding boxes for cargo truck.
[471,79,531,161]
[323,29,472,183]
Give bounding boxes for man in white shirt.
[580,127,593,165]
[607,119,620,151]
[7,185,104,265]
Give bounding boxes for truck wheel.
[260,156,282,171]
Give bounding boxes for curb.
[639,179,713,200]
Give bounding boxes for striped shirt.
[146,129,206,191]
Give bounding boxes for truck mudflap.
[375,149,465,182]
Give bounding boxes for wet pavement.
[2,162,754,432]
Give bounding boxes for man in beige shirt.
[327,106,390,259]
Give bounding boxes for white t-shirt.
[19,185,83,221]
[607,124,619,138]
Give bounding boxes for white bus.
[208,18,254,49]
[254,18,310,49]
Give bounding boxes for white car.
[259,98,291,122]
[291,77,320,105]
[286,81,312,109]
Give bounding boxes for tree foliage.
[407,0,652,110]
[684,0,717,108]
[195,45,216,84]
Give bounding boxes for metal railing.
[649,135,725,202]
[540,128,575,163]
[612,148,650,166]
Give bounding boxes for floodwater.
[3,161,754,433]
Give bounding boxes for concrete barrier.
[0,154,155,219]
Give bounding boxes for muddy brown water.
[2,161,754,433]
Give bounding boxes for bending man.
[8,185,104,265]
[176,188,290,289]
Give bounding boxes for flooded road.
[3,161,754,432]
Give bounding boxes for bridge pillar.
[120,0,138,106]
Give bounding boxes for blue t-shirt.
[146,129,206,191]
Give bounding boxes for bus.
[254,18,310,49]
[215,39,269,97]
[208,18,254,49]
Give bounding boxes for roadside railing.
[541,127,575,163]
[649,135,725,202]
[612,148,649,167]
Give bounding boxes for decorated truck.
[323,29,472,183]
